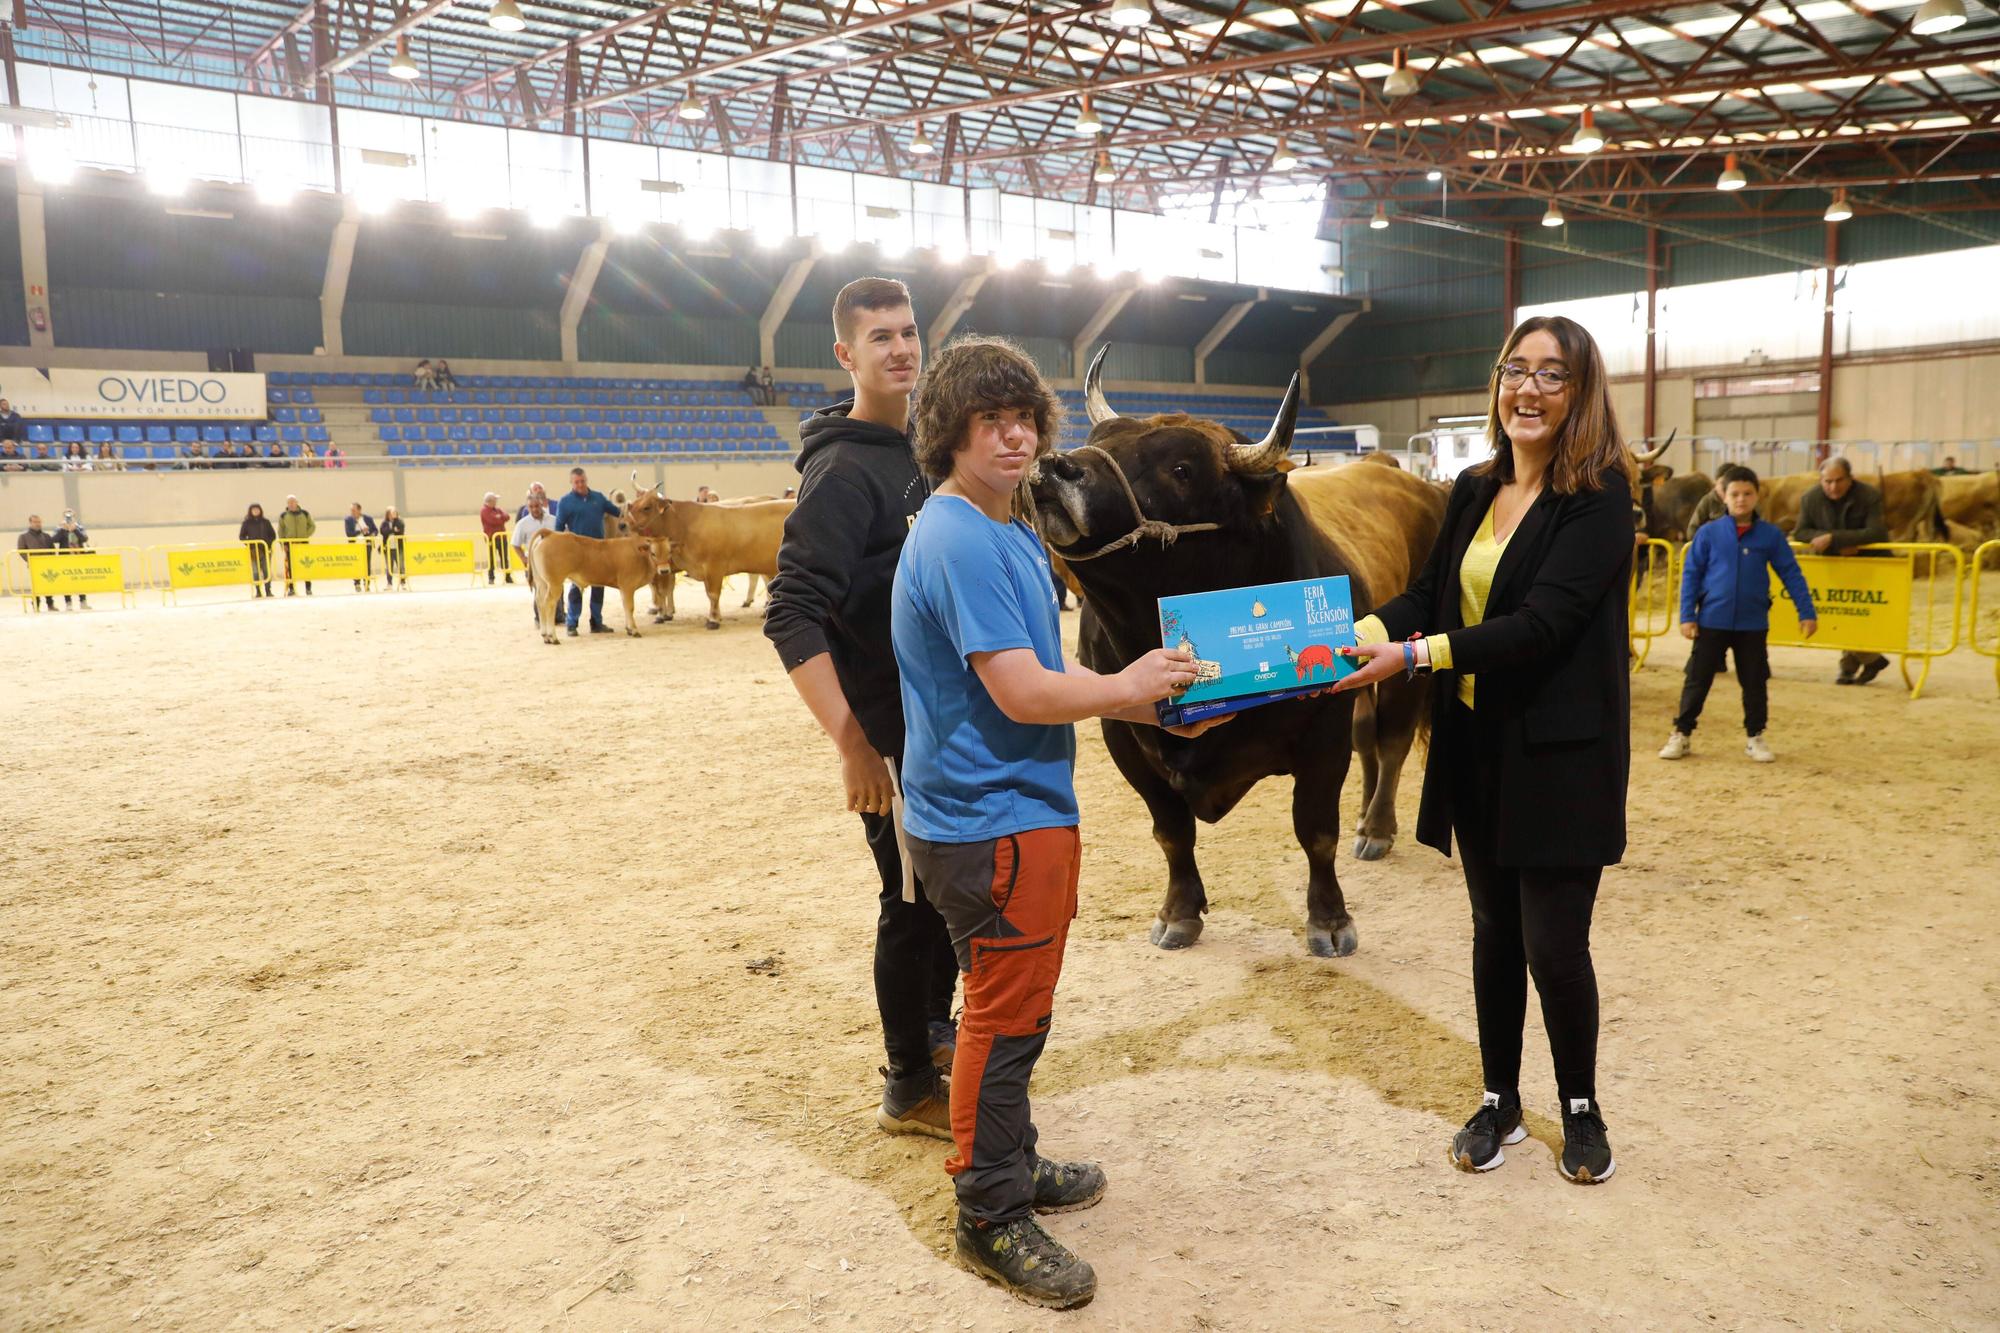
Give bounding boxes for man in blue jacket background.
[554,466,622,636]
[1661,468,1817,764]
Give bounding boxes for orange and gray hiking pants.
[906,824,1081,1225]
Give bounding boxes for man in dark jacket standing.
[554,466,621,636]
[49,511,90,609]
[765,277,957,1141]
[1791,456,1889,685]
[17,514,56,611]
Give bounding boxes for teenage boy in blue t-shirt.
[891,336,1226,1310]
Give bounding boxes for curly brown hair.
[910,335,1065,482]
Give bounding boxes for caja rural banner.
[284,542,370,581]
[164,546,256,589]
[396,538,478,576]
[0,368,267,420]
[25,551,126,596]
[1768,553,1913,654]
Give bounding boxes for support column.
[560,219,614,365]
[1502,228,1519,340]
[759,249,817,368]
[1071,277,1138,378]
[1298,300,1368,404]
[1643,226,1659,442]
[319,195,360,356]
[1815,220,1838,448]
[928,257,994,349]
[16,176,53,351]
[1193,288,1262,386]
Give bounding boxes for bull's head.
[1030,346,1298,564]
[623,471,673,539]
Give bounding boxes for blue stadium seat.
[448,425,469,441]
[379,426,400,443]
[309,373,331,387]
[201,425,226,444]
[371,408,392,424]
[440,407,460,423]
[57,424,84,444]
[307,426,329,443]
[114,425,141,444]
[282,426,304,444]
[426,425,447,442]
[332,373,356,387]
[364,390,383,405]
[146,425,171,444]
[86,425,112,444]
[386,389,408,404]
[301,408,323,424]
[267,372,292,386]
[120,444,147,460]
[387,443,408,457]
[171,425,196,443]
[410,443,432,458]
[417,408,438,423]
[148,445,174,460]
[228,425,253,444]
[471,425,492,442]
[26,423,53,443]
[255,425,277,443]
[268,388,289,404]
[293,388,316,404]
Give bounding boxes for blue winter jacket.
[1679,513,1817,632]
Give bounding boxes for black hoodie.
[765,400,931,760]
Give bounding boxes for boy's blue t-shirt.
[892,494,1079,844]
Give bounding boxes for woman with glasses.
[1333,315,1638,1186]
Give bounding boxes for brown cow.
[1941,471,1999,538]
[526,531,663,644]
[720,495,779,607]
[621,481,792,629]
[1760,468,1948,542]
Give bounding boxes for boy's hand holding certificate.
[1155,576,1358,727]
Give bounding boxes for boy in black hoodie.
[765,277,958,1139]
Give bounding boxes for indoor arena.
[2,2,1997,1330]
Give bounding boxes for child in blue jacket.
[1660,467,1817,763]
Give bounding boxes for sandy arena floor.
[3,575,1997,1332]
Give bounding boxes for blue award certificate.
[1155,576,1358,726]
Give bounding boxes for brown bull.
[1941,471,1999,538]
[526,531,662,644]
[621,479,793,629]
[1637,465,1714,543]
[721,496,779,607]
[1760,469,1948,542]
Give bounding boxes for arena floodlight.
[1717,152,1747,191]
[1270,147,1299,173]
[1542,199,1565,227]
[1383,49,1419,99]
[1075,98,1103,136]
[388,35,420,80]
[1108,0,1152,27]
[677,91,707,121]
[488,0,527,33]
[1369,203,1389,230]
[1913,0,1967,34]
[610,211,645,234]
[446,196,485,222]
[1824,189,1853,223]
[1426,168,1443,182]
[255,177,297,207]
[1568,108,1604,154]
[148,170,188,198]
[528,206,563,229]
[32,149,76,185]
[1093,152,1118,184]
[358,190,395,216]
[909,127,935,155]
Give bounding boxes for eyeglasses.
[1496,363,1571,391]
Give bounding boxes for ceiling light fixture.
[388,35,420,80]
[678,90,706,121]
[1369,203,1389,230]
[1093,152,1117,184]
[488,0,526,33]
[1569,107,1604,154]
[1716,152,1746,190]
[1383,49,1419,99]
[1426,169,1443,182]
[1108,0,1152,28]
[1912,0,1968,35]
[909,127,934,155]
[1542,199,1565,227]
[1824,188,1853,223]
[1271,146,1298,172]
[1075,97,1103,136]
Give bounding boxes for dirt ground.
[3,574,1997,1332]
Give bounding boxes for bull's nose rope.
[1043,445,1224,562]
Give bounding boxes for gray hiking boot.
[1031,1158,1106,1214]
[954,1212,1096,1310]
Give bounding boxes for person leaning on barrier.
[49,511,90,610]
[1932,455,1970,476]
[344,502,378,591]
[0,440,26,471]
[511,492,558,627]
[480,492,514,585]
[240,503,277,599]
[17,514,57,612]
[380,506,407,589]
[1791,456,1891,686]
[278,496,316,596]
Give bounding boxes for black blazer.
[1373,466,1635,868]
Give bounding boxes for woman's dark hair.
[910,334,1064,483]
[1475,314,1635,496]
[245,503,264,518]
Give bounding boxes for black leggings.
[1449,700,1602,1104]
[861,803,959,1092]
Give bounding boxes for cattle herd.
[1638,457,1998,548]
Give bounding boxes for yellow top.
[1353,498,1510,708]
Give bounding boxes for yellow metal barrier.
[1628,538,1680,671]
[278,537,373,590]
[1969,539,2000,696]
[15,547,141,609]
[383,534,481,588]
[152,540,274,604]
[1770,542,1962,699]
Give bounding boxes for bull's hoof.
[1149,917,1202,950]
[652,613,670,624]
[626,628,640,637]
[1353,833,1393,861]
[704,619,721,631]
[1306,920,1359,958]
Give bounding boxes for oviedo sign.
[0,368,268,420]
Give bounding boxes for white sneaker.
[1658,731,1691,760]
[1745,735,1775,763]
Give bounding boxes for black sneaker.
[1450,1090,1526,1173]
[1031,1158,1106,1214]
[565,625,578,637]
[1559,1097,1616,1184]
[955,1213,1096,1310]
[929,1018,957,1073]
[589,623,614,634]
[1854,654,1890,685]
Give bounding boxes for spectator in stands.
[695,485,719,504]
[741,366,763,404]
[0,440,25,471]
[1793,456,1891,686]
[302,442,320,465]
[760,366,776,405]
[263,442,287,468]
[0,398,22,441]
[59,441,86,470]
[1933,455,1970,476]
[240,502,277,598]
[414,359,436,390]
[481,492,513,585]
[92,443,118,470]
[49,510,90,610]
[17,514,56,611]
[181,440,208,470]
[553,466,621,636]
[344,502,378,591]
[518,483,553,520]
[30,443,60,471]
[380,506,406,589]
[1685,463,1753,534]
[512,491,558,627]
[435,359,459,391]
[278,496,316,596]
[324,445,345,469]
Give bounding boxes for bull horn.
[1230,373,1301,474]
[1083,344,1119,427]
[1628,427,1676,465]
